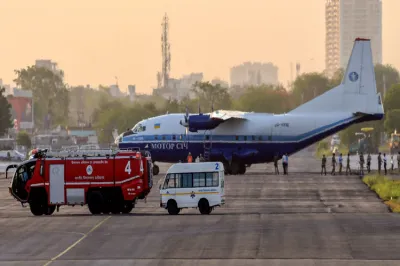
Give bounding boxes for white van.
[159,162,225,215]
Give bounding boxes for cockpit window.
[132,123,146,133]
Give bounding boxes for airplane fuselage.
[118,112,381,164]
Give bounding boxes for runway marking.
[42,215,111,266]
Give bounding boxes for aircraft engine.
[183,114,222,132]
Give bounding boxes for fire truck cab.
[8,148,153,216]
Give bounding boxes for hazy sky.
[1,0,399,93]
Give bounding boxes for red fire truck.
[8,148,153,216]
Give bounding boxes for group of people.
[185,152,205,163]
[321,151,400,176]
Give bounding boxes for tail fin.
[290,38,384,115]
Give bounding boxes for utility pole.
[161,13,171,89]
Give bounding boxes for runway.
[0,156,399,266]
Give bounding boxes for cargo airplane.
[116,38,384,175]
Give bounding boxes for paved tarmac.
[0,154,399,266]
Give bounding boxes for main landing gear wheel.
[230,162,240,175]
[238,164,246,175]
[153,164,160,175]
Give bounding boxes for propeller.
[180,106,189,127]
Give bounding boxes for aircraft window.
[132,123,146,133]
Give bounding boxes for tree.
[375,64,400,96]
[192,82,232,111]
[329,68,345,88]
[383,84,400,112]
[14,66,70,129]
[16,131,31,149]
[234,84,292,113]
[0,87,13,136]
[384,110,400,135]
[291,72,331,108]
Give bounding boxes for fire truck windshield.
[11,161,36,202]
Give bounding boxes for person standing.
[378,153,382,174]
[187,152,193,163]
[359,152,365,176]
[274,154,279,175]
[391,154,394,173]
[383,153,387,175]
[346,153,351,175]
[367,153,371,173]
[398,152,400,173]
[285,153,289,174]
[321,154,327,175]
[338,153,343,175]
[331,153,336,175]
[282,153,288,175]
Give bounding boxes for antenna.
[161,13,171,89]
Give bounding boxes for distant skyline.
[0,0,399,93]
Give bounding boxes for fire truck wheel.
[153,165,160,175]
[198,198,212,215]
[121,201,134,214]
[88,191,103,215]
[167,200,180,215]
[45,205,56,215]
[30,202,44,216]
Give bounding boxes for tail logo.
[349,72,359,82]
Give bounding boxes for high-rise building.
[325,0,382,77]
[325,0,340,78]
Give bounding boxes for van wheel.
[198,199,212,215]
[167,200,180,215]
[121,201,134,214]
[88,191,103,215]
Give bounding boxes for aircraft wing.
[209,110,248,121]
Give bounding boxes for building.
[211,78,229,88]
[6,89,34,131]
[230,62,278,87]
[153,72,203,100]
[339,0,382,69]
[325,0,340,78]
[325,0,382,77]
[128,85,136,102]
[35,59,63,76]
